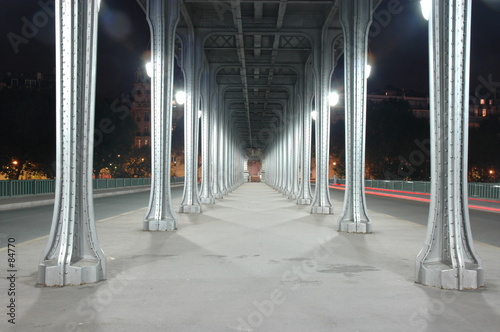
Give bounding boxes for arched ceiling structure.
[137,0,381,149]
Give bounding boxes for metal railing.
[329,179,500,200]
[0,177,184,198]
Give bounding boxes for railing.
[0,177,184,198]
[0,179,56,197]
[329,179,500,200]
[93,178,151,190]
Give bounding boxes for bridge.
[31,0,489,291]
[1,185,500,330]
[2,0,491,307]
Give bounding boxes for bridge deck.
[2,182,500,331]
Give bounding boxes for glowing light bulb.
[175,91,186,105]
[420,0,431,21]
[145,62,153,78]
[329,92,340,107]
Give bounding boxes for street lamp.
[12,160,18,166]
[175,91,186,105]
[145,61,153,78]
[420,0,431,21]
[329,92,340,107]
[366,64,372,78]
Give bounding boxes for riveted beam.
[415,0,484,290]
[38,0,105,286]
[142,0,180,230]
[337,0,372,232]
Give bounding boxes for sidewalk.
[1,182,499,331]
[0,184,183,211]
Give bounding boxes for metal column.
[217,98,226,197]
[310,11,336,214]
[289,88,302,200]
[179,26,203,213]
[211,68,223,199]
[338,0,372,232]
[143,0,180,231]
[38,0,105,286]
[297,59,314,205]
[199,61,215,204]
[415,0,484,290]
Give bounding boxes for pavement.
[1,182,500,331]
[0,184,184,212]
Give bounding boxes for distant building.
[331,91,430,123]
[469,95,500,127]
[128,68,186,177]
[130,68,152,149]
[331,87,499,128]
[129,68,185,149]
[366,93,431,118]
[0,72,55,90]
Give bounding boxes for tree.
[469,117,500,182]
[120,145,151,178]
[365,98,430,180]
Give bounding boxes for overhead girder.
[223,84,294,149]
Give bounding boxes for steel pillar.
[143,0,180,231]
[289,92,301,199]
[283,102,292,197]
[222,111,229,195]
[297,60,314,205]
[277,110,286,193]
[199,61,215,204]
[38,0,105,286]
[310,15,336,214]
[179,26,203,213]
[217,100,226,197]
[338,0,372,232]
[211,68,223,199]
[415,0,484,290]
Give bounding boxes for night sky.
[1,0,500,99]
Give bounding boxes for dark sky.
[1,0,500,98]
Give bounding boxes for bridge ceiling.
[170,0,347,148]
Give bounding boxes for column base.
[179,204,202,214]
[143,218,177,231]
[288,193,297,199]
[200,197,215,204]
[297,197,312,205]
[38,258,105,287]
[311,205,334,214]
[416,262,484,290]
[338,221,372,233]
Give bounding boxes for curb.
[0,184,184,212]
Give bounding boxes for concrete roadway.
[330,188,500,247]
[0,185,498,249]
